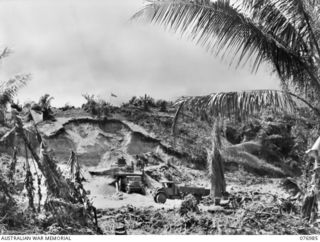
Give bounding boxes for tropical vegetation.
[133,0,320,118]
[133,0,320,218]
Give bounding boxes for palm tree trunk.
[171,102,184,137]
[25,144,35,212]
[0,110,5,125]
[209,119,226,205]
[9,147,17,182]
[302,156,320,222]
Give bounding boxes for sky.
[0,0,280,107]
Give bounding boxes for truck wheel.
[155,193,167,204]
[195,195,202,204]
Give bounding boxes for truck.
[153,181,210,204]
[113,173,146,195]
[125,175,146,195]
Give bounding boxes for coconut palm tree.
[133,0,320,109]
[37,94,55,121]
[133,0,320,155]
[133,0,320,210]
[0,48,30,124]
[133,0,320,83]
[0,76,29,122]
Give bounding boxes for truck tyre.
[194,195,202,204]
[155,193,167,204]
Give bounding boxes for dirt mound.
[125,132,160,155]
[42,119,128,166]
[2,109,294,178]
[30,118,183,170]
[223,141,290,177]
[145,164,183,183]
[122,107,299,177]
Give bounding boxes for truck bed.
[178,186,210,196]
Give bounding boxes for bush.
[128,96,137,105]
[122,94,156,111]
[60,103,75,111]
[156,100,168,112]
[82,94,111,118]
[179,194,200,216]
[29,94,55,121]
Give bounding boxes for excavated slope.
[38,118,181,169]
[0,116,289,177]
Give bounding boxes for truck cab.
[160,181,180,197]
[125,175,145,195]
[153,181,182,203]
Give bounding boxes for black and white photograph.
[0,0,320,237]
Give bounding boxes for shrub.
[60,103,75,111]
[128,96,137,105]
[156,100,168,112]
[29,94,55,121]
[122,94,156,111]
[82,94,111,118]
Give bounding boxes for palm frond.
[171,102,184,136]
[175,89,296,120]
[133,0,320,92]
[242,0,311,55]
[242,0,307,29]
[272,0,320,59]
[39,94,54,108]
[273,0,308,24]
[0,48,11,61]
[171,89,303,138]
[0,74,30,107]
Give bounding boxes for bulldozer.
[153,181,210,204]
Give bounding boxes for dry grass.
[97,196,318,235]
